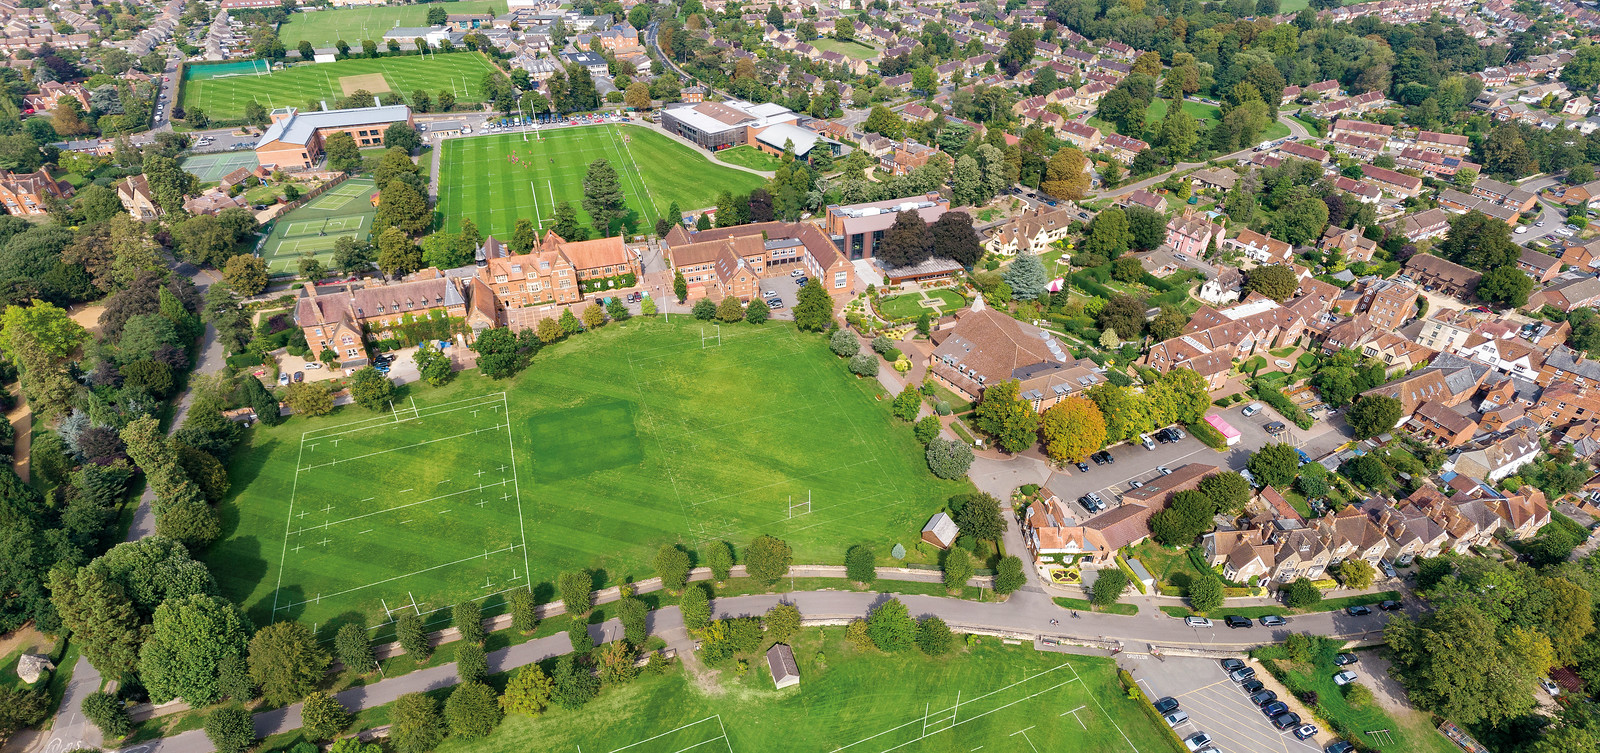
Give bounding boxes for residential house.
[1451,427,1541,482]
[1361,164,1423,197]
[1363,352,1490,420]
[1529,275,1600,312]
[1102,133,1148,163]
[1320,226,1379,263]
[0,168,71,216]
[1386,208,1451,242]
[116,174,161,221]
[928,304,1105,410]
[1471,177,1539,213]
[1164,210,1224,259]
[1198,267,1244,304]
[1118,188,1167,214]
[1314,506,1392,565]
[1058,120,1101,151]
[295,270,468,368]
[1405,254,1482,298]
[1222,228,1294,265]
[1415,130,1472,155]
[1517,248,1563,283]
[1410,399,1481,445]
[984,205,1078,256]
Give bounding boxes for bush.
[829,329,860,357]
[1344,682,1374,708]
[1092,569,1130,606]
[1283,578,1323,609]
[1250,383,1313,429]
[83,692,130,740]
[845,544,876,584]
[203,705,255,753]
[848,352,879,376]
[444,681,503,738]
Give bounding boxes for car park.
[1249,690,1277,706]
[1378,599,1402,611]
[1333,671,1358,686]
[1185,616,1213,628]
[1184,732,1213,751]
[1153,697,1180,714]
[1272,713,1302,730]
[1225,615,1252,628]
[1229,667,1257,683]
[1346,605,1372,616]
[1294,724,1319,740]
[1164,711,1190,727]
[1333,653,1358,666]
[1260,701,1288,718]
[1259,615,1287,627]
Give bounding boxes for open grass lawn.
[1054,596,1140,616]
[432,629,1181,753]
[810,37,881,59]
[182,53,496,121]
[277,1,508,49]
[207,319,968,638]
[1256,644,1455,753]
[437,124,767,237]
[714,144,784,171]
[1146,99,1221,127]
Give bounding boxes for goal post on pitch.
[787,490,811,519]
[700,324,722,349]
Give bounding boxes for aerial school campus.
[8,0,1600,750]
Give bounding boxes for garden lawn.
[1255,644,1456,753]
[1128,541,1211,596]
[182,53,497,121]
[714,145,784,171]
[436,124,767,237]
[432,628,1181,753]
[208,319,969,638]
[878,291,963,320]
[809,37,881,59]
[277,1,508,49]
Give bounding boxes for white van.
[1242,402,1263,417]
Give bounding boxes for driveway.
[1128,655,1321,753]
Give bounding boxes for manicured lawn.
[1127,541,1211,596]
[182,52,497,121]
[1054,596,1139,616]
[430,628,1182,753]
[437,124,767,237]
[1255,643,1456,753]
[1161,604,1289,619]
[878,290,966,320]
[810,37,881,59]
[924,288,968,311]
[277,0,508,49]
[207,319,970,636]
[1146,99,1221,127]
[714,145,784,171]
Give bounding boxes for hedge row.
[1250,382,1314,429]
[1187,420,1229,450]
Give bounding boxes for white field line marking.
[287,480,510,533]
[608,716,722,753]
[500,393,533,610]
[1073,663,1144,753]
[826,663,1079,753]
[300,398,506,442]
[300,392,507,439]
[274,543,522,610]
[298,424,507,471]
[271,437,308,618]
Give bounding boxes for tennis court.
[260,178,379,274]
[182,151,260,182]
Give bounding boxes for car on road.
[1334,652,1358,666]
[1261,701,1289,718]
[1378,599,1403,611]
[1153,697,1180,714]
[1157,465,1172,475]
[1259,615,1287,627]
[1346,605,1372,616]
[1333,671,1358,686]
[1184,732,1213,751]
[1516,226,1530,234]
[1537,219,1546,226]
[1242,402,1264,417]
[1185,616,1213,628]
[1272,713,1302,730]
[1229,667,1257,683]
[1224,615,1252,628]
[1295,724,1320,740]
[1163,711,1190,727]
[1249,689,1277,706]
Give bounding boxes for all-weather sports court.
[258,177,379,272]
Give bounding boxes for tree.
[248,621,330,707]
[829,328,860,357]
[715,295,744,323]
[284,381,334,418]
[550,654,599,709]
[1038,397,1107,464]
[391,692,444,753]
[1440,211,1520,271]
[1041,147,1089,199]
[942,548,973,591]
[1249,443,1301,490]
[793,280,834,332]
[1274,197,1330,246]
[625,81,652,110]
[323,131,362,172]
[916,616,955,656]
[334,623,373,674]
[992,556,1025,595]
[1563,45,1600,90]
[1477,266,1534,309]
[673,270,688,302]
[746,534,793,583]
[998,27,1037,76]
[1189,576,1224,613]
[617,597,648,646]
[1386,604,1536,726]
[974,379,1040,454]
[1150,490,1216,545]
[1283,578,1323,608]
[692,297,717,321]
[877,210,933,268]
[1003,251,1048,300]
[705,540,734,581]
[454,599,484,645]
[582,159,627,235]
[301,691,351,741]
[510,218,537,253]
[583,303,608,329]
[49,567,148,680]
[679,583,711,631]
[204,705,255,753]
[139,594,250,706]
[1347,394,1403,439]
[867,598,916,651]
[377,182,430,235]
[1200,472,1252,515]
[222,255,268,296]
[1,300,88,360]
[558,570,594,615]
[1081,208,1131,259]
[845,544,876,584]
[1245,264,1299,302]
[83,691,131,740]
[376,227,423,278]
[1334,559,1376,589]
[396,612,429,660]
[655,544,691,591]
[863,105,905,138]
[1092,569,1129,607]
[954,492,1005,543]
[926,439,974,479]
[551,200,584,240]
[848,353,878,377]
[348,367,395,412]
[445,681,502,738]
[915,416,941,444]
[500,665,554,716]
[930,212,983,268]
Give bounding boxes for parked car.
[1333,671,1358,686]
[1128,480,1145,490]
[1264,421,1285,435]
[1346,605,1373,616]
[292,371,305,383]
[1326,743,1356,753]
[1075,462,1090,473]
[1225,615,1252,628]
[1157,466,1172,475]
[1541,678,1561,696]
[1259,615,1288,627]
[1295,724,1320,740]
[1164,711,1190,727]
[1272,713,1302,730]
[1185,616,1213,628]
[1221,658,1246,672]
[1249,690,1277,706]
[790,269,802,277]
[1334,653,1358,666]
[1229,667,1257,683]
[1241,679,1265,695]
[1153,697,1180,714]
[1242,402,1264,417]
[1378,599,1403,611]
[304,363,323,370]
[1261,701,1289,718]
[1378,559,1398,579]
[278,372,290,386]
[1184,732,1213,751]
[1092,450,1115,465]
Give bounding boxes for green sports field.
[259,177,378,273]
[208,319,966,634]
[276,0,508,49]
[433,631,1181,753]
[436,124,768,238]
[182,53,496,121]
